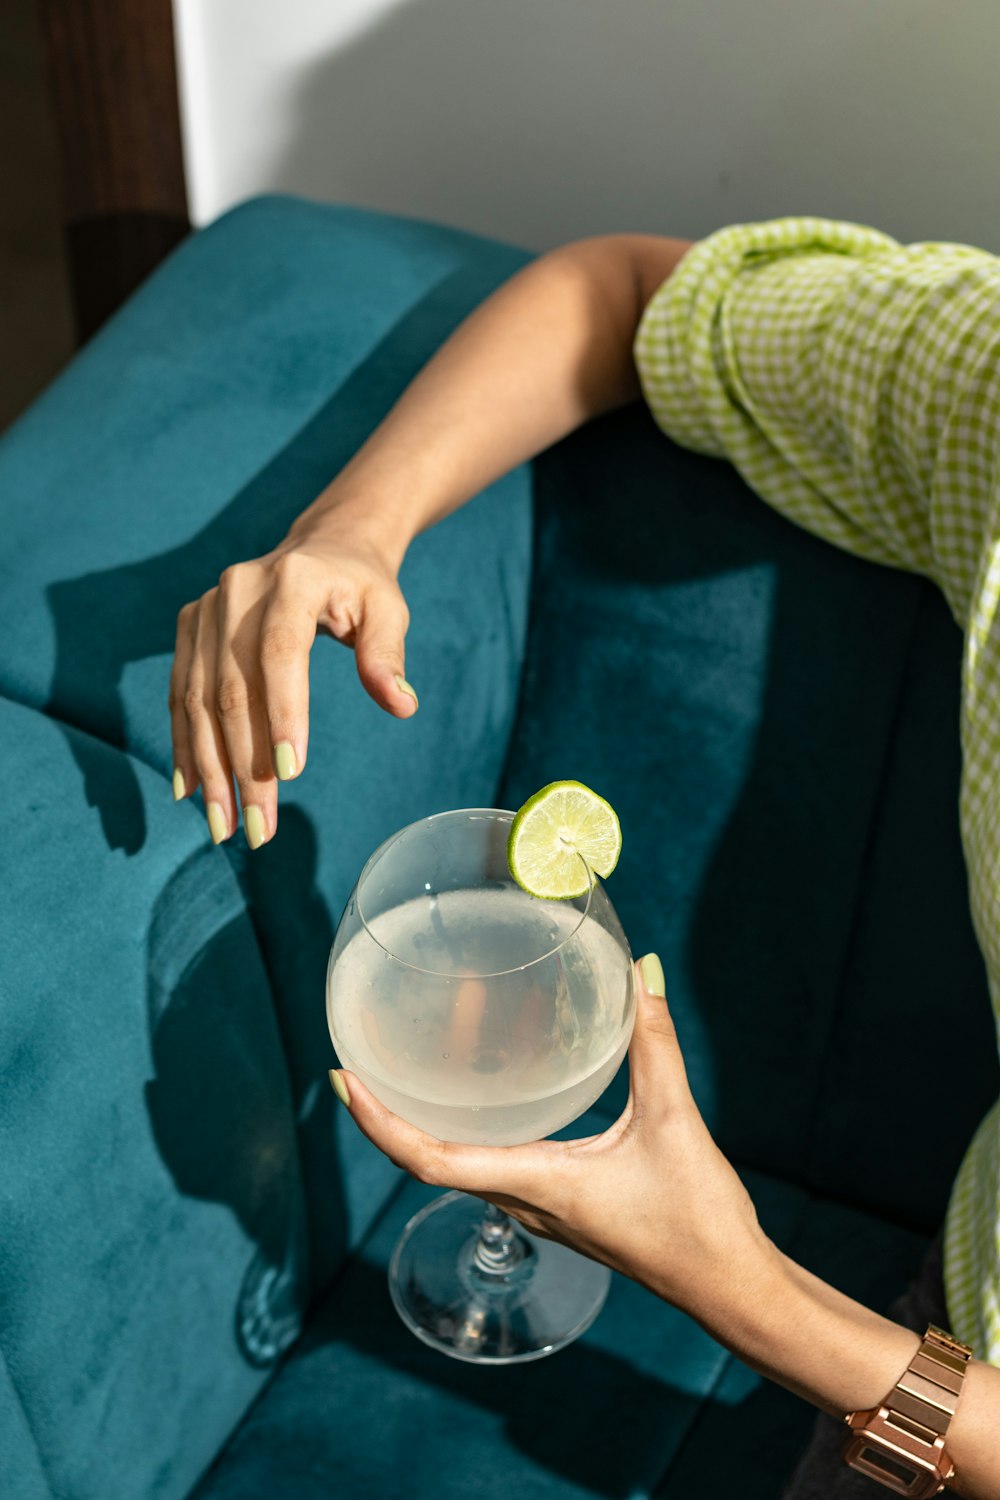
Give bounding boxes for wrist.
[286,480,413,575]
[679,1230,793,1356]
[706,1242,921,1421]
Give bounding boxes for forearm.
[288,234,691,570]
[703,1242,1000,1497]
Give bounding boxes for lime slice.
[507,781,622,899]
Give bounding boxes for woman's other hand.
[169,520,417,849]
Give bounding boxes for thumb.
[353,587,418,718]
[627,954,692,1112]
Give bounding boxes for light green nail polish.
[394,674,419,710]
[244,805,266,851]
[172,768,186,801]
[207,802,229,845]
[329,1069,351,1107]
[639,952,666,997]
[274,741,297,781]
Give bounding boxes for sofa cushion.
[189,1121,928,1500]
[0,194,537,1289]
[0,697,318,1500]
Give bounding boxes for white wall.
[173,0,1000,253]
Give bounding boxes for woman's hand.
[169,519,418,849]
[166,235,696,851]
[330,955,777,1321]
[331,958,1000,1494]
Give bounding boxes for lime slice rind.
[507,780,622,900]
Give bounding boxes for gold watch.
[842,1324,972,1496]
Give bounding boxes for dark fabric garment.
[782,1232,948,1497]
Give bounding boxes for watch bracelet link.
[843,1324,973,1495]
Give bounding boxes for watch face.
[842,1434,941,1498]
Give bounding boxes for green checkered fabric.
[633,216,1000,1365]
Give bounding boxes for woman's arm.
[169,233,692,846]
[736,1254,1000,1495]
[334,959,1000,1498]
[290,232,694,565]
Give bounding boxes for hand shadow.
[230,806,347,1292]
[143,826,338,1364]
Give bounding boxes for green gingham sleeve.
[633,217,999,627]
[635,216,1000,1365]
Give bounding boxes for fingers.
[170,550,418,848]
[330,1069,544,1200]
[175,559,317,849]
[169,603,199,802]
[214,568,276,849]
[184,594,239,843]
[627,954,692,1116]
[352,588,418,717]
[258,582,315,784]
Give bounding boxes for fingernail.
[243,805,266,851]
[172,768,186,801]
[207,802,229,845]
[328,1068,351,1107]
[639,952,666,997]
[273,741,297,781]
[394,674,419,710]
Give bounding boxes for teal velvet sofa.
[1,195,997,1500]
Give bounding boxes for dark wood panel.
[38,0,191,341]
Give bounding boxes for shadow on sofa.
[143,833,332,1366]
[41,265,484,857]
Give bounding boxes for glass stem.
[471,1201,529,1278]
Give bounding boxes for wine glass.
[326,807,635,1363]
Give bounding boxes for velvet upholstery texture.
[191,1152,928,1500]
[2,195,997,1499]
[0,199,533,1499]
[0,697,307,1500]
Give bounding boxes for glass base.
[388,1190,611,1364]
